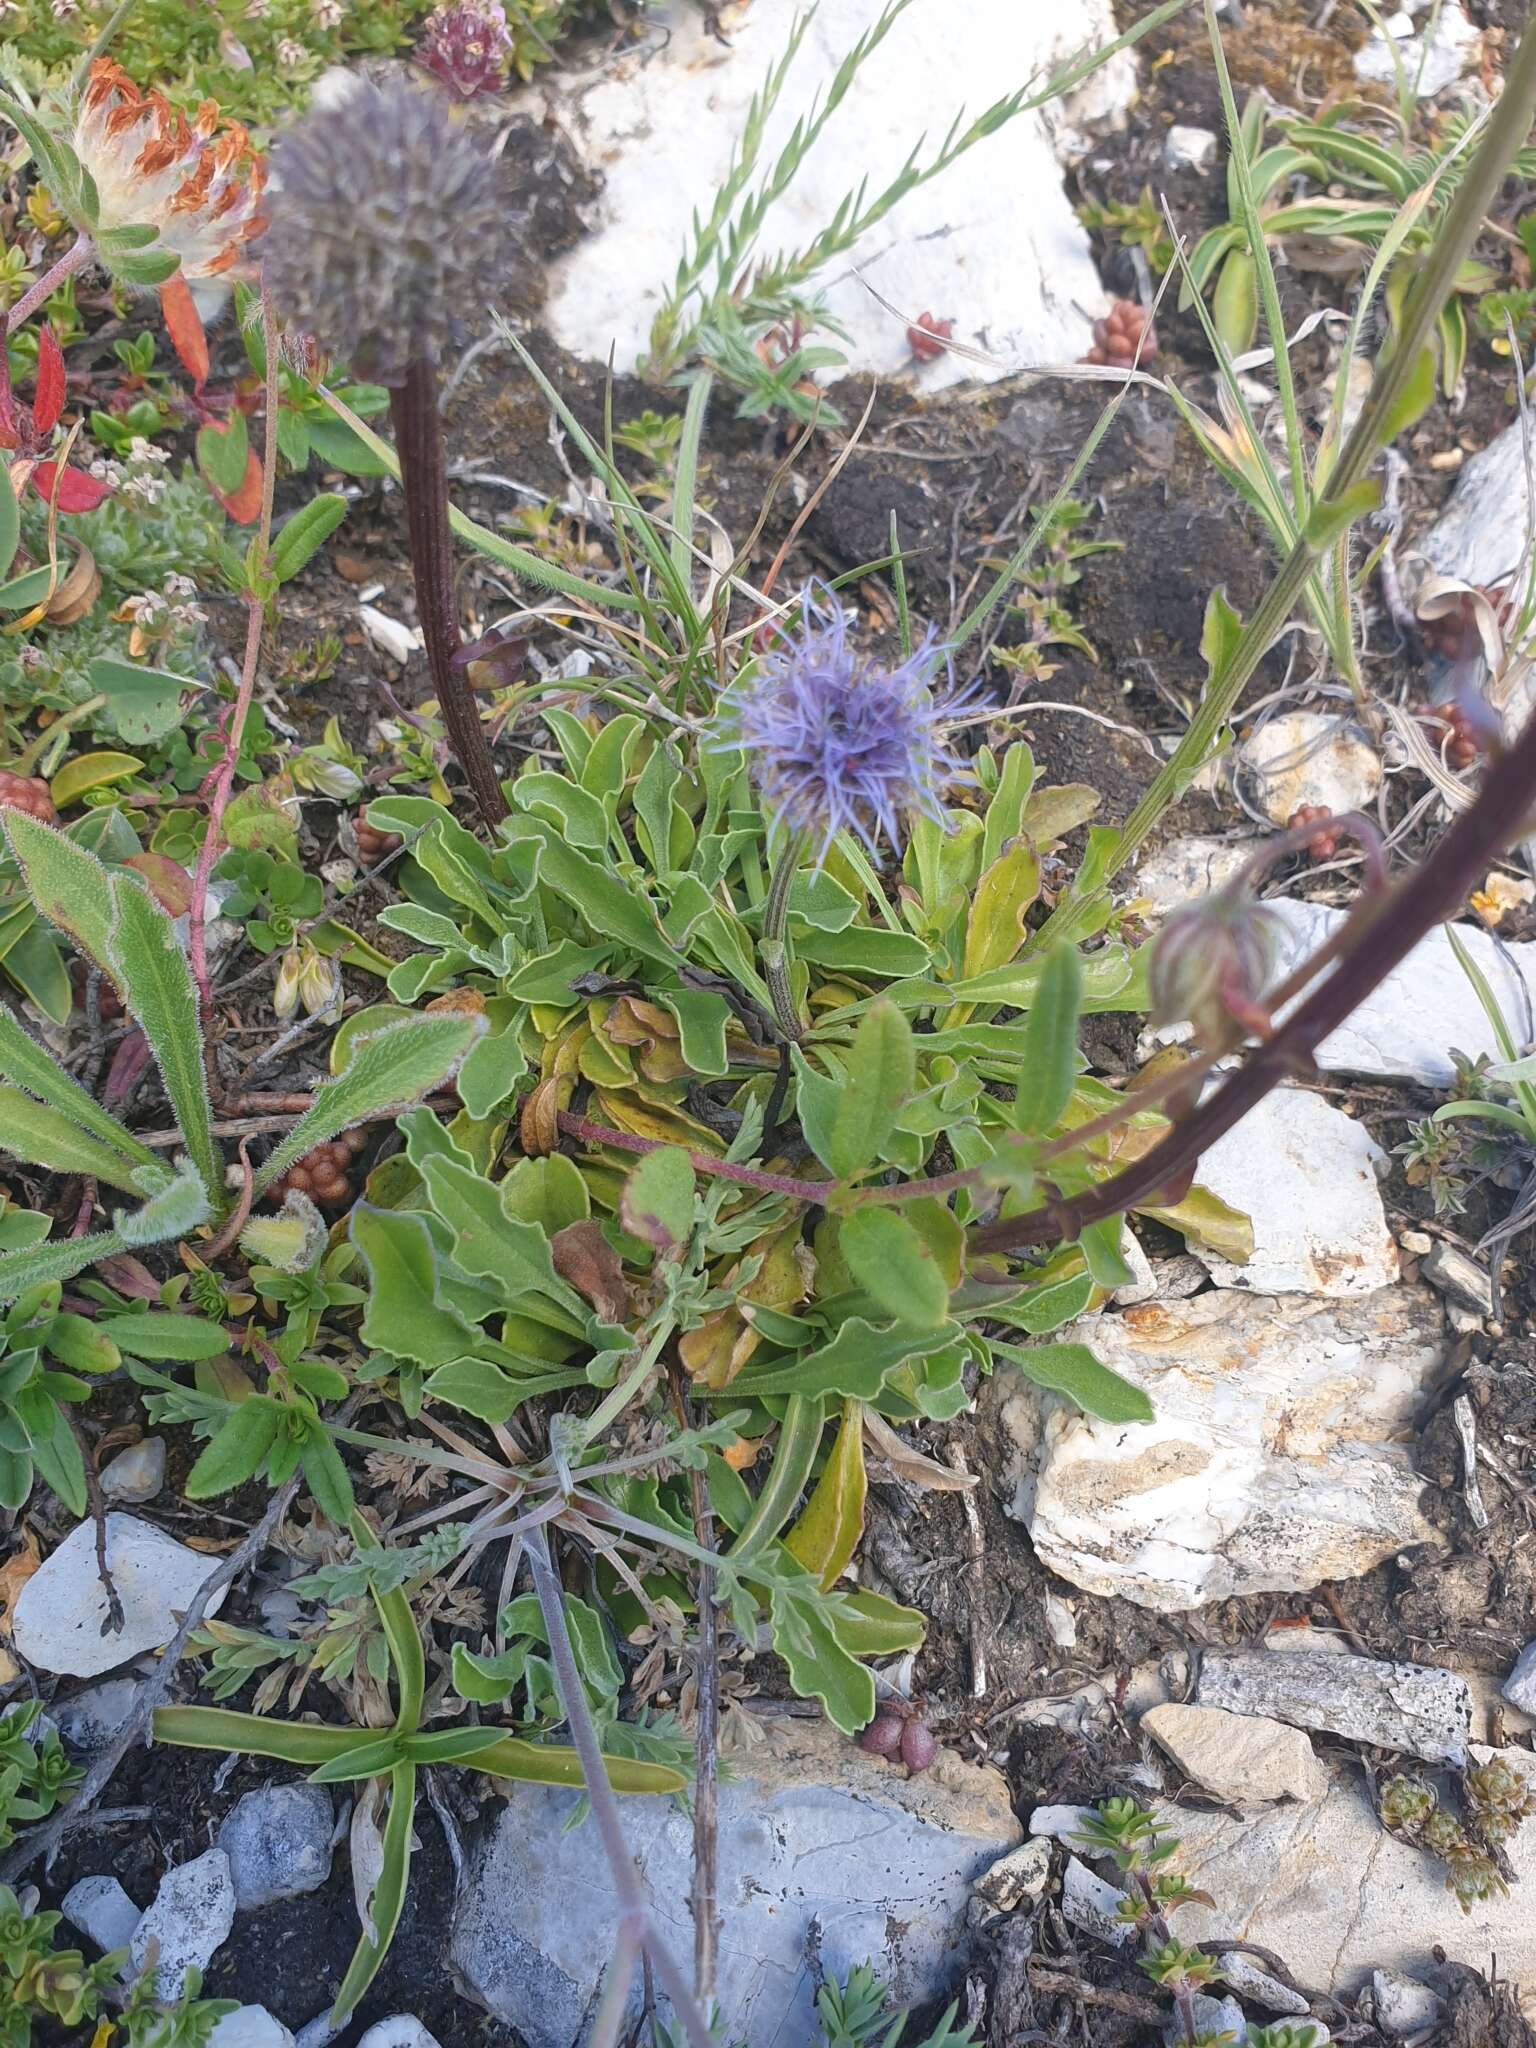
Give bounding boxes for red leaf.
[159,275,209,387]
[122,853,195,917]
[31,463,114,513]
[33,326,65,436]
[211,446,263,523]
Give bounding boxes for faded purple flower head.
[415,0,513,100]
[261,80,511,383]
[722,584,964,861]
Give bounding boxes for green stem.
[1103,8,1536,884]
[761,831,808,1042]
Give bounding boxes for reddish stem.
[4,233,94,336]
[188,291,281,1051]
[970,704,1536,1258]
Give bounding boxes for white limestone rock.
[1238,711,1382,826]
[13,1515,228,1678]
[531,0,1135,392]
[129,1848,236,2000]
[1184,1086,1398,1297]
[1140,1702,1328,1808]
[1354,1,1480,96]
[1024,1285,1441,1611]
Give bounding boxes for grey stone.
[1353,0,1479,94]
[55,1677,141,1752]
[971,1838,1052,1918]
[1422,415,1536,592]
[1502,1641,1536,1717]
[448,1717,1020,2048]
[1264,900,1536,1089]
[1134,835,1251,915]
[1197,1650,1472,1766]
[209,2011,297,2048]
[1214,1952,1311,2015]
[1166,1995,1246,2046]
[100,1438,166,1504]
[1141,1703,1327,1808]
[1060,1857,1133,1949]
[1372,1970,1443,2037]
[1164,124,1218,172]
[1167,1752,1536,1993]
[218,1784,334,1910]
[62,1874,141,1953]
[1027,1803,1097,1843]
[1420,1242,1494,1316]
[130,1847,236,1999]
[13,1515,229,1678]
[356,2025,442,2048]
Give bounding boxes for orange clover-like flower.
[73,61,267,381]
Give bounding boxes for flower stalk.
[760,830,808,1041]
[3,234,94,337]
[389,359,508,828]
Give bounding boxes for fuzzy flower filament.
[727,584,963,866]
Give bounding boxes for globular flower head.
[1148,879,1281,1044]
[415,0,514,100]
[261,81,511,383]
[721,583,965,863]
[73,60,267,283]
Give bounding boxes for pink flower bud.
[1147,883,1281,1044]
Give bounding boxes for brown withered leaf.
[0,1532,41,1683]
[551,1220,630,1323]
[861,1409,979,1491]
[601,997,691,1084]
[520,1077,561,1157]
[680,1222,813,1390]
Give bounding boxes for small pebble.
[55,1676,141,1752]
[210,2009,296,2048]
[219,1783,335,1910]
[62,1874,141,1954]
[130,1847,235,1998]
[101,1437,166,1504]
[356,2023,443,2048]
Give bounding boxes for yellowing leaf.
[49,750,143,809]
[784,1402,867,1590]
[961,838,1040,981]
[1140,1181,1254,1263]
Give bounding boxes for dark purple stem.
[971,704,1536,1258]
[389,359,508,829]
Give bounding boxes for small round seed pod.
[267,1129,368,1211]
[899,1719,938,1773]
[354,817,404,866]
[0,773,58,825]
[1287,803,1342,862]
[857,1713,905,1760]
[1424,698,1483,772]
[1083,299,1157,368]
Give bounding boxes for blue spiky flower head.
[722,583,964,863]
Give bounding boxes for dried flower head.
[415,0,514,99]
[1148,879,1281,1044]
[73,60,267,284]
[261,81,509,383]
[720,583,964,862]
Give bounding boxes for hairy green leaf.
[107,874,219,1203]
[1012,943,1083,1135]
[255,1014,484,1196]
[995,1339,1154,1423]
[0,1085,150,1194]
[838,1208,950,1329]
